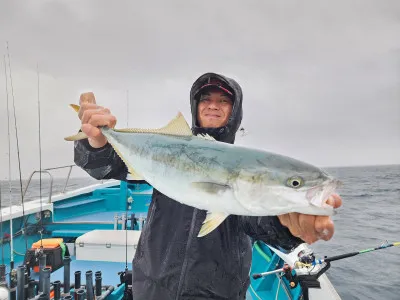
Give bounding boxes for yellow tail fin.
[64,104,87,141]
[70,104,80,112]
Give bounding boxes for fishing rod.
[6,41,28,251]
[37,62,44,249]
[126,90,129,128]
[313,241,400,265]
[252,241,400,300]
[1,180,4,266]
[3,54,15,268]
[253,241,400,280]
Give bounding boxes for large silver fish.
[66,104,341,237]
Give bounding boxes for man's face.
[197,88,233,128]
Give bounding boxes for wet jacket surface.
[73,73,302,300]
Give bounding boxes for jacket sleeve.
[239,216,303,251]
[74,139,128,181]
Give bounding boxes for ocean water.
[1,164,399,299]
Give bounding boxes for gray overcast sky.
[0,0,399,179]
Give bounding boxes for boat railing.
[23,164,83,204]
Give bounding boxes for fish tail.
[70,104,80,112]
[64,104,87,141]
[64,131,88,141]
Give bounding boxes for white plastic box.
[75,230,141,263]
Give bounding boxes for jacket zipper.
[175,208,199,299]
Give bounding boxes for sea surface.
[1,164,399,300]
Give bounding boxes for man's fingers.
[287,213,303,238]
[298,214,317,244]
[81,124,102,138]
[277,214,298,237]
[326,194,342,209]
[81,108,111,125]
[277,214,290,228]
[87,114,117,129]
[315,217,334,241]
[80,92,96,105]
[78,103,99,120]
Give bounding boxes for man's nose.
[206,99,220,109]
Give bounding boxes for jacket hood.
[190,72,243,144]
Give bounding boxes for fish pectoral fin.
[190,182,231,194]
[127,168,144,181]
[198,211,229,237]
[64,131,88,141]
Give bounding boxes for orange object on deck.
[31,238,64,272]
[32,238,63,249]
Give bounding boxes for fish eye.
[287,176,304,189]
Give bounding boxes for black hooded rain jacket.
[73,72,302,300]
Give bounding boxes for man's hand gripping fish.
[66,104,341,237]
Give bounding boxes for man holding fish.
[72,72,342,299]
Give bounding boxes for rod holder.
[28,279,36,299]
[0,264,6,286]
[42,267,51,298]
[85,271,94,300]
[76,289,85,300]
[53,280,61,300]
[95,275,102,297]
[38,254,46,293]
[74,271,81,290]
[63,256,71,294]
[38,292,48,300]
[17,266,25,300]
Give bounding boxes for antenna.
[0,181,4,265]
[3,54,14,265]
[126,90,129,127]
[6,41,28,251]
[37,63,44,249]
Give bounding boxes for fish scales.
[65,106,341,237]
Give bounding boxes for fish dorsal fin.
[115,112,193,136]
[66,104,192,137]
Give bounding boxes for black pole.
[0,264,6,286]
[63,256,71,295]
[74,271,81,290]
[324,252,359,263]
[53,280,61,300]
[38,255,46,293]
[85,271,94,300]
[38,292,48,300]
[42,268,50,298]
[10,266,17,300]
[76,289,85,300]
[16,266,25,300]
[95,274,102,297]
[27,279,36,299]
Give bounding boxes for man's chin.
[202,121,224,128]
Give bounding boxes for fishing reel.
[297,248,315,265]
[252,244,332,300]
[118,268,133,300]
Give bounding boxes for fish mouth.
[306,179,342,208]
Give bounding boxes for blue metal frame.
[1,180,303,300]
